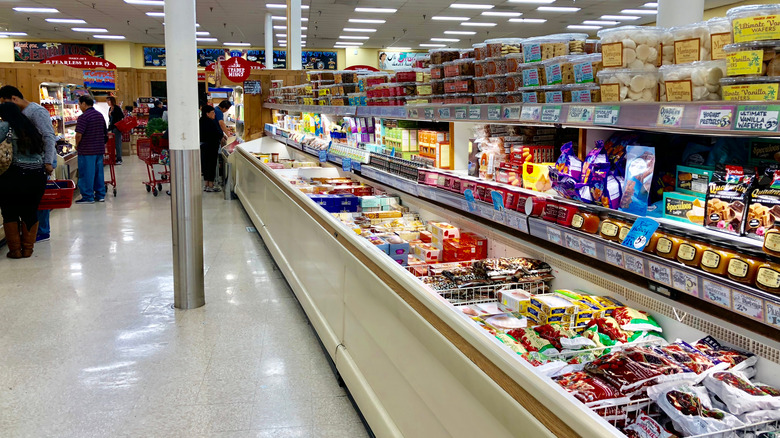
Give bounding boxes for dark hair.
[154,100,162,107]
[107,96,117,106]
[79,96,94,106]
[125,105,133,112]
[0,85,24,100]
[379,52,387,60]
[0,102,43,156]
[201,105,215,117]
[218,100,232,110]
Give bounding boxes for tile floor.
[0,159,371,437]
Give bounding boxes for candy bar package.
[554,142,583,181]
[702,371,780,415]
[745,168,780,240]
[623,411,677,438]
[692,336,758,371]
[705,165,755,236]
[612,307,663,333]
[619,146,656,216]
[556,371,630,406]
[582,141,610,184]
[653,384,744,437]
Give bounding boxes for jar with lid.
[763,220,780,257]
[655,232,684,260]
[599,214,628,242]
[700,242,737,276]
[571,207,601,234]
[756,257,780,294]
[644,229,665,253]
[727,248,764,286]
[676,235,707,267]
[618,220,633,243]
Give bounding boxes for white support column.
[286,0,303,70]
[265,12,274,69]
[658,0,704,27]
[164,0,205,309]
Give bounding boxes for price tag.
[657,105,685,127]
[352,160,361,172]
[505,211,521,230]
[625,253,645,276]
[568,106,595,124]
[672,269,699,296]
[564,233,582,252]
[547,227,562,245]
[697,106,734,129]
[487,105,502,120]
[520,105,542,122]
[455,107,468,120]
[503,106,522,120]
[469,106,482,120]
[581,239,597,258]
[493,211,505,223]
[342,157,351,172]
[732,290,765,320]
[407,108,419,119]
[765,301,780,328]
[594,106,621,125]
[702,280,731,309]
[540,105,562,123]
[479,204,494,220]
[621,218,660,252]
[605,247,625,268]
[438,107,451,119]
[649,262,672,286]
[424,108,435,120]
[735,105,780,132]
[318,150,328,163]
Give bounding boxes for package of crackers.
[746,168,780,240]
[705,165,754,236]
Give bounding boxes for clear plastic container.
[429,49,460,64]
[486,92,508,104]
[597,69,661,102]
[522,36,570,63]
[444,58,475,77]
[473,93,489,104]
[444,93,473,104]
[561,54,603,85]
[443,76,474,94]
[430,64,444,80]
[563,84,601,103]
[485,38,524,58]
[720,76,780,101]
[484,75,507,93]
[546,33,589,55]
[597,26,665,69]
[723,40,780,77]
[474,60,487,78]
[727,4,780,44]
[474,77,488,94]
[484,57,508,75]
[659,60,726,101]
[540,85,564,104]
[473,43,488,61]
[670,21,715,63]
[507,92,524,103]
[507,72,523,92]
[506,53,524,73]
[543,56,567,85]
[518,62,546,87]
[517,87,545,103]
[708,17,733,61]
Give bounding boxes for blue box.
[389,253,408,266]
[388,242,410,258]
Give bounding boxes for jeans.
[77,154,106,202]
[38,159,57,235]
[112,128,123,162]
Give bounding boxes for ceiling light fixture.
[620,9,657,15]
[196,37,218,42]
[643,2,658,7]
[420,43,446,47]
[195,31,210,36]
[507,0,554,3]
[162,23,201,26]
[124,0,164,5]
[537,6,580,12]
[583,20,618,25]
[13,7,59,13]
[72,27,108,32]
[93,35,126,39]
[46,18,86,24]
[432,16,470,21]
[0,32,28,36]
[348,18,386,23]
[600,14,640,20]
[224,42,251,46]
[567,25,601,30]
[335,42,363,45]
[266,3,309,8]
[354,7,396,13]
[431,37,459,42]
[444,30,476,35]
[275,33,286,37]
[339,35,369,39]
[343,28,376,32]
[272,25,307,30]
[461,22,496,26]
[146,12,165,17]
[450,4,494,9]
[386,47,411,50]
[271,16,308,21]
[508,18,546,23]
[481,11,522,17]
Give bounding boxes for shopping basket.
[38,179,76,210]
[114,116,139,134]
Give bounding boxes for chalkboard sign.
[244,80,262,95]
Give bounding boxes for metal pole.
[286,0,302,70]
[658,0,703,27]
[165,0,205,309]
[265,13,274,70]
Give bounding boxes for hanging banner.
[252,50,287,69]
[302,51,338,70]
[379,52,427,70]
[143,46,166,66]
[14,41,105,62]
[83,70,116,90]
[197,48,226,67]
[223,56,252,83]
[42,55,115,69]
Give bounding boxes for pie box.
[419,230,433,243]
[475,182,491,202]
[352,186,374,197]
[419,169,441,186]
[413,243,441,263]
[442,238,478,263]
[450,176,463,193]
[460,231,487,260]
[500,162,522,172]
[439,174,453,191]
[460,178,478,195]
[429,221,460,243]
[496,168,522,187]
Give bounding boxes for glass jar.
[618,221,633,243]
[655,232,683,260]
[676,237,707,267]
[727,248,764,286]
[700,242,737,276]
[757,258,780,294]
[644,230,664,254]
[600,215,627,242]
[571,207,601,234]
[763,220,780,257]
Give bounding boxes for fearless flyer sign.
[41,55,116,70]
[223,56,251,82]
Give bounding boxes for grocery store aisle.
[0,159,370,437]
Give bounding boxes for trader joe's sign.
[14,42,104,61]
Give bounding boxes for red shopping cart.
[137,137,170,196]
[104,133,118,197]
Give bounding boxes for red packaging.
[420,231,433,243]
[460,231,488,260]
[557,203,578,226]
[461,179,478,195]
[525,196,547,217]
[396,71,416,82]
[475,183,490,202]
[504,190,520,211]
[556,371,625,405]
[431,67,443,79]
[542,200,560,223]
[450,177,462,193]
[443,238,478,262]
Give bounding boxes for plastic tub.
[444,93,473,104]
[506,53,524,73]
[507,72,523,92]
[473,93,489,104]
[484,57,508,75]
[723,41,780,77]
[564,53,603,84]
[443,76,474,94]
[484,75,507,93]
[720,76,780,101]
[541,85,564,104]
[474,60,486,78]
[507,91,524,103]
[659,60,726,101]
[518,62,546,87]
[670,21,714,63]
[431,79,445,95]
[474,77,488,93]
[597,26,665,69]
[597,68,661,102]
[543,56,567,85]
[708,17,733,61]
[429,49,460,64]
[473,43,488,61]
[431,65,444,79]
[486,92,508,104]
[546,33,589,55]
[727,4,780,44]
[563,84,601,103]
[522,36,570,63]
[450,58,475,77]
[485,38,524,58]
[517,87,545,103]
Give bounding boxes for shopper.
[149,100,164,120]
[74,96,107,204]
[107,96,124,165]
[199,105,223,192]
[0,102,47,258]
[214,100,232,138]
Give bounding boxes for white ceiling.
[0,0,743,50]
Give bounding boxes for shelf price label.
[463,189,478,213]
[735,105,780,132]
[732,290,765,320]
[594,106,621,125]
[469,106,482,120]
[765,301,780,328]
[352,160,361,172]
[438,107,451,119]
[503,106,522,120]
[407,108,419,119]
[621,218,660,252]
[568,106,595,124]
[649,262,672,286]
[540,105,562,123]
[520,105,542,122]
[625,253,645,276]
[318,150,328,163]
[342,157,351,172]
[547,227,562,245]
[455,107,468,120]
[564,233,582,252]
[697,106,735,129]
[702,280,731,309]
[581,239,597,258]
[487,105,502,120]
[605,247,625,268]
[657,105,685,127]
[672,269,699,297]
[424,108,435,120]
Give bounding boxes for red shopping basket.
[114,116,139,133]
[38,179,76,210]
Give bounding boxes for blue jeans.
[77,154,105,202]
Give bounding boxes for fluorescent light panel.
[195,31,209,36]
[343,28,376,32]
[72,27,108,32]
[508,18,546,23]
[620,9,657,15]
[450,3,494,9]
[93,35,125,39]
[124,0,164,4]
[601,15,640,20]
[644,2,658,7]
[568,25,601,30]
[13,7,59,13]
[335,42,363,45]
[432,16,469,21]
[46,18,86,24]
[444,30,476,35]
[420,43,445,47]
[266,3,309,8]
[583,20,618,25]
[197,37,218,42]
[271,16,308,21]
[339,35,369,39]
[348,18,385,23]
[354,7,396,13]
[0,32,28,36]
[537,6,580,12]
[507,0,554,3]
[461,22,496,26]
[386,47,411,50]
[431,37,459,42]
[146,12,165,17]
[481,11,522,16]
[224,42,251,46]
[272,25,307,30]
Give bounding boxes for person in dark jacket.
[199,105,223,192]
[149,100,164,120]
[107,96,124,165]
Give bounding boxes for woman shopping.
[0,102,47,258]
[199,105,224,192]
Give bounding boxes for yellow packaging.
[364,211,403,219]
[530,294,576,316]
[726,50,763,76]
[722,83,780,101]
[522,162,554,192]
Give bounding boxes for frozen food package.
[653,383,744,436]
[702,371,780,415]
[611,307,662,333]
[656,342,727,375]
[623,411,677,438]
[692,336,758,371]
[555,371,630,406]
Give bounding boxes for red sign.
[198,72,206,81]
[223,56,251,82]
[248,60,265,70]
[205,62,216,71]
[346,64,379,72]
[41,54,116,69]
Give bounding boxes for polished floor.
[0,159,370,437]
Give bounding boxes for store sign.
[14,41,104,62]
[83,70,116,90]
[379,52,428,70]
[244,80,262,95]
[223,56,251,82]
[42,55,115,69]
[144,47,229,67]
[198,48,226,67]
[197,72,206,81]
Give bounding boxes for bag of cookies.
[745,167,780,240]
[705,165,755,236]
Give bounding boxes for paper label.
[601,222,619,237]
[656,237,673,255]
[468,106,481,120]
[568,105,594,123]
[573,61,595,84]
[625,253,645,276]
[318,150,328,163]
[602,42,624,68]
[701,250,722,269]
[757,266,780,289]
[454,107,467,120]
[565,233,582,251]
[545,91,563,104]
[735,105,780,131]
[649,262,672,286]
[702,280,731,308]
[524,43,542,63]
[424,108,435,119]
[728,258,750,279]
[547,227,562,245]
[594,105,620,125]
[677,243,697,262]
[571,214,584,229]
[605,247,625,268]
[733,15,780,43]
[724,85,780,102]
[765,232,780,252]
[342,157,351,172]
[657,105,685,127]
[522,68,540,87]
[520,105,541,121]
[581,239,597,257]
[732,290,764,320]
[674,38,702,64]
[765,301,780,327]
[545,63,563,85]
[438,107,451,119]
[711,32,731,60]
[665,80,693,102]
[727,50,764,76]
[571,90,593,103]
[540,105,561,123]
[503,106,522,120]
[407,108,419,118]
[600,84,621,103]
[672,269,699,296]
[522,91,538,103]
[697,106,734,129]
[487,105,502,120]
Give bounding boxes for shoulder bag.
[0,126,14,176]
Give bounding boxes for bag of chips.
[612,307,663,333]
[585,351,665,393]
[555,371,630,406]
[703,371,780,415]
[692,336,758,371]
[656,341,726,375]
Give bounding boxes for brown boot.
[20,222,38,258]
[4,222,22,259]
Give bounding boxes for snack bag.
[586,317,631,343]
[582,324,621,349]
[623,411,677,438]
[623,346,695,382]
[619,146,656,216]
[554,142,583,181]
[555,371,630,406]
[495,333,528,355]
[745,168,780,240]
[585,351,664,393]
[507,328,560,355]
[691,336,758,371]
[654,384,743,437]
[702,371,780,415]
[657,342,726,375]
[705,165,754,236]
[582,140,609,184]
[612,307,663,333]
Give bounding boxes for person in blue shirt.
[213,100,232,138]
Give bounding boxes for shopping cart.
[104,133,118,197]
[137,137,170,196]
